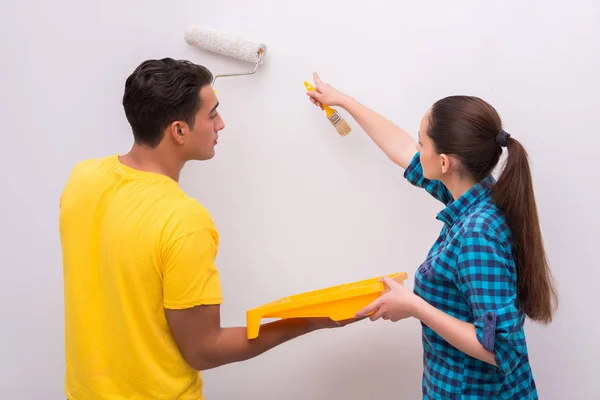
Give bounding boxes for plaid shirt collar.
[436,174,496,226]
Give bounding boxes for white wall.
[1,0,599,398]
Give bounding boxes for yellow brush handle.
[304,81,335,117]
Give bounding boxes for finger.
[381,276,401,290]
[308,96,323,110]
[355,298,381,318]
[370,307,386,321]
[392,274,406,286]
[313,71,323,86]
[305,90,323,102]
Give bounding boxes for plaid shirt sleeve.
[455,231,527,377]
[403,152,453,205]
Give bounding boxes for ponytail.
[492,138,558,324]
[428,95,558,323]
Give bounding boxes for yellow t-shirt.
[59,155,222,400]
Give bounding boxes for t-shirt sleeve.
[403,152,453,205]
[162,227,223,309]
[455,231,527,376]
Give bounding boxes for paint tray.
[246,272,408,339]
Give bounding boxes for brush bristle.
[327,111,351,136]
[334,120,351,136]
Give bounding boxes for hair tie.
[496,130,510,147]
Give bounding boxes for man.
[59,58,353,399]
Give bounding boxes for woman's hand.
[355,277,498,367]
[306,72,352,108]
[355,276,421,322]
[304,72,417,169]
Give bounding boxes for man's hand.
[305,316,364,332]
[165,305,363,371]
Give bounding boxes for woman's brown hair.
[428,95,558,324]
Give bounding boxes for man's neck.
[119,144,184,183]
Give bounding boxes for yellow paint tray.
[246,272,408,339]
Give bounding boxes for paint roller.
[184,25,267,87]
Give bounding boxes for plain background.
[1,0,599,398]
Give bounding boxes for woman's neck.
[442,173,478,202]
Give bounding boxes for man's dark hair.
[122,58,213,148]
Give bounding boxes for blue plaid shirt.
[405,153,537,399]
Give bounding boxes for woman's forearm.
[412,297,497,366]
[339,96,417,169]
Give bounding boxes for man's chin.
[199,151,216,161]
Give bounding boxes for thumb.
[313,71,323,86]
[381,276,401,291]
[355,297,382,318]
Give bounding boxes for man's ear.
[168,121,186,145]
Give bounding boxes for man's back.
[59,155,222,400]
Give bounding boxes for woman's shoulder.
[461,201,512,242]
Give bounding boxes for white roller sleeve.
[185,25,267,64]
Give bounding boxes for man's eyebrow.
[209,102,219,114]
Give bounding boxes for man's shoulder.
[66,155,116,182]
[157,197,218,251]
[166,195,215,232]
[60,156,116,200]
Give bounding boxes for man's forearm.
[195,318,316,370]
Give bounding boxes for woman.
[306,73,558,399]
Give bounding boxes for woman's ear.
[440,154,451,174]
